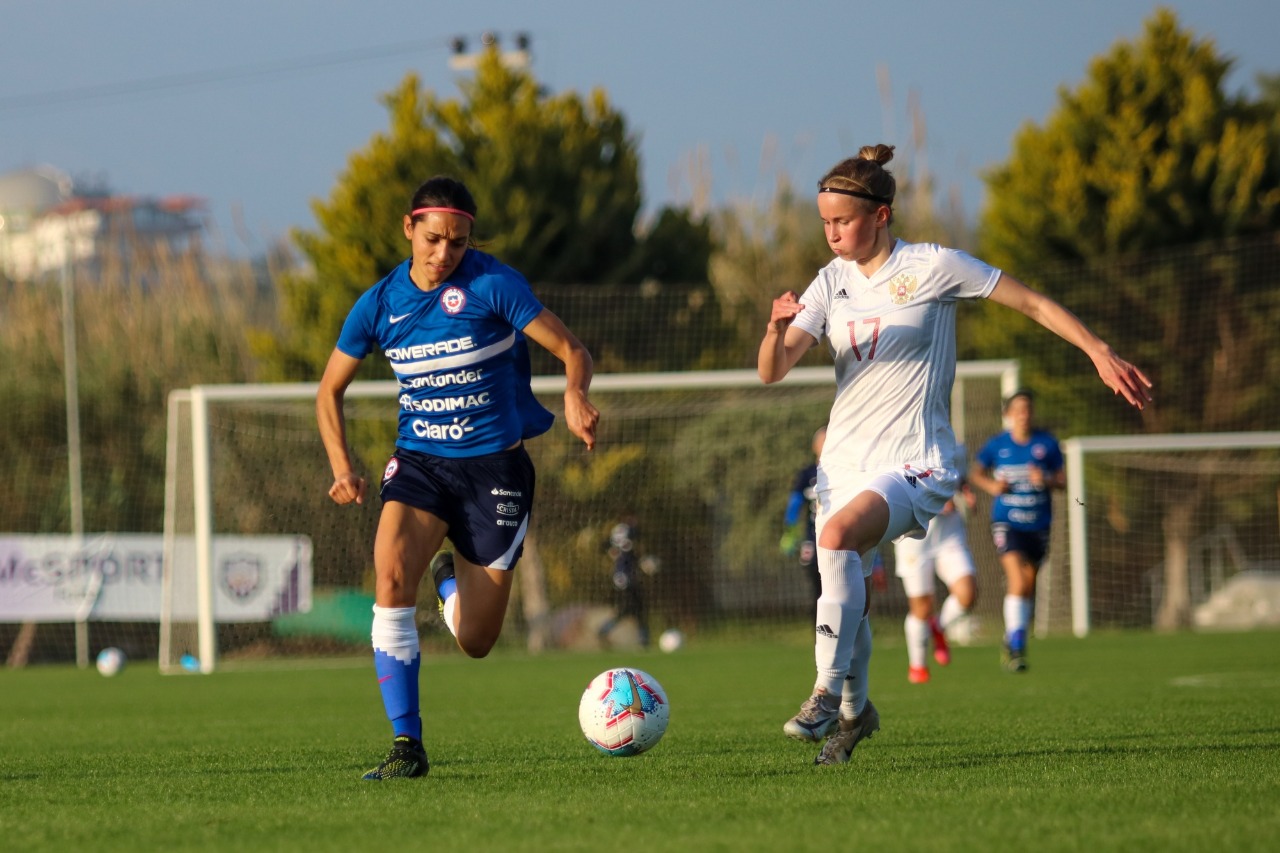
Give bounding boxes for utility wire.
[0,37,454,116]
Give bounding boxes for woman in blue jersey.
[759,144,1151,766]
[971,389,1062,673]
[317,176,598,780]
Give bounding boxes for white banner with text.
[0,533,311,622]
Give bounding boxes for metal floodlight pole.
[62,233,88,667]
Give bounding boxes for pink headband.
[410,206,475,222]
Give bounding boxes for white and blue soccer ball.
[96,647,126,677]
[658,628,684,653]
[578,667,669,757]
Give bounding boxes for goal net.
[1060,432,1280,636]
[160,362,1020,671]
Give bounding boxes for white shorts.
[815,461,960,576]
[894,508,977,598]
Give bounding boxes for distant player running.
[894,445,979,684]
[317,176,598,780]
[759,144,1150,766]
[781,426,826,616]
[971,389,1063,673]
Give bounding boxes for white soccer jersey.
[792,240,1000,472]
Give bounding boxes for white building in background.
[0,165,205,281]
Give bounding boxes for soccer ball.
[578,667,670,756]
[658,628,684,653]
[96,647,126,677]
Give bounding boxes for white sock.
[904,614,929,669]
[371,605,419,662]
[441,593,459,638]
[841,617,873,719]
[938,594,968,631]
[1003,594,1032,637]
[814,547,865,696]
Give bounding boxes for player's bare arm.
[317,347,368,505]
[523,309,599,451]
[987,275,1153,409]
[758,291,817,383]
[969,464,1008,498]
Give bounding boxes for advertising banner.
[0,533,311,623]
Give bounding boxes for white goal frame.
[1063,430,1280,638]
[162,361,1020,672]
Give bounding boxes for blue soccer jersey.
[336,250,554,457]
[975,430,1063,531]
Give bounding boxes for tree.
[971,9,1280,627]
[255,49,707,381]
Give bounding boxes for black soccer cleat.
[362,735,429,780]
[1001,643,1029,673]
[430,551,456,618]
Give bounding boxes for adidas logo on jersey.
[833,288,849,299]
[816,624,839,639]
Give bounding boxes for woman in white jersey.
[758,144,1151,766]
[893,445,979,685]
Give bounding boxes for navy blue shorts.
[991,524,1050,568]
[379,445,536,570]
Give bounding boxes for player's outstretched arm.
[317,347,368,505]
[987,275,1153,410]
[758,291,817,384]
[524,309,599,450]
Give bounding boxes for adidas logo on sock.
[816,624,839,639]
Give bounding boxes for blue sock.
[438,575,457,601]
[1008,628,1028,652]
[371,605,422,742]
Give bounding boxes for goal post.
[1063,431,1280,638]
[161,361,1020,672]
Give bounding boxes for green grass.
[2,629,1278,852]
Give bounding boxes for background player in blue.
[971,389,1063,673]
[316,176,599,780]
[781,426,826,615]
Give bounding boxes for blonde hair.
[818,145,896,219]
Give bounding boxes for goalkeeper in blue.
[317,176,599,780]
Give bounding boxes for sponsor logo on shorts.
[496,501,519,516]
[440,287,466,314]
[383,457,400,481]
[491,488,524,497]
[496,519,519,527]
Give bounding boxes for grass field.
[2,627,1278,852]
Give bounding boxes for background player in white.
[970,389,1063,673]
[317,176,598,780]
[759,144,1151,765]
[894,447,978,684]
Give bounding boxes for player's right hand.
[328,472,367,506]
[768,291,804,332]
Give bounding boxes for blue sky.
[3,1,1276,255]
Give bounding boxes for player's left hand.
[565,390,599,450]
[1093,348,1153,410]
